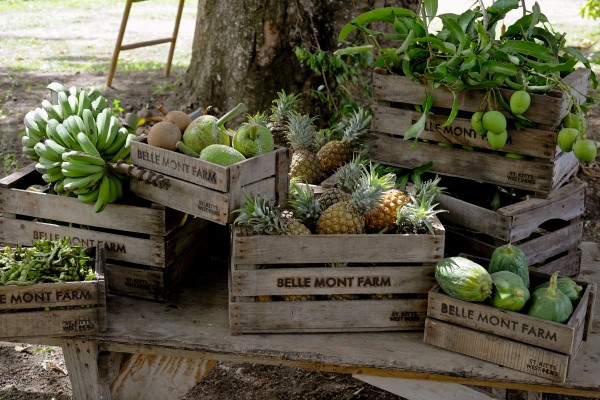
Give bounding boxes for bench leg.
[61,339,110,400]
[165,0,185,77]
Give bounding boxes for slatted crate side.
[131,141,289,191]
[444,219,583,276]
[231,265,436,298]
[0,167,179,236]
[369,132,579,195]
[426,270,595,355]
[105,221,217,301]
[0,246,107,338]
[372,69,591,128]
[230,298,429,333]
[424,319,572,382]
[438,181,586,242]
[371,103,559,159]
[231,217,445,266]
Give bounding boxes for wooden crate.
[229,219,445,333]
[424,271,597,383]
[0,164,198,268]
[369,69,590,197]
[105,220,226,301]
[437,180,585,276]
[130,139,291,225]
[0,246,107,339]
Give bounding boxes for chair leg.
[165,0,185,77]
[107,0,134,87]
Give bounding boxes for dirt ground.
[0,1,599,399]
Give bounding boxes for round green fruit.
[509,90,531,115]
[482,111,507,134]
[183,115,231,154]
[563,113,583,130]
[199,144,246,166]
[572,139,598,163]
[557,128,579,152]
[487,130,508,150]
[471,112,486,136]
[233,123,275,158]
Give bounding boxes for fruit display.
[339,0,597,162]
[22,82,136,213]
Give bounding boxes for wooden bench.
[16,242,600,400]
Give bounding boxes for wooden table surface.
[64,241,600,398]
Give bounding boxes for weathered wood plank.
[61,339,107,400]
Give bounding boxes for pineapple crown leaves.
[246,111,268,126]
[348,164,393,214]
[270,90,302,123]
[288,179,321,229]
[285,112,319,151]
[339,107,372,145]
[331,155,369,191]
[233,193,284,235]
[396,176,447,235]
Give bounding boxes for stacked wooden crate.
[0,246,107,339]
[0,164,211,301]
[129,139,291,225]
[424,269,597,383]
[229,219,445,333]
[369,69,590,276]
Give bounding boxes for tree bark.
[178,0,421,117]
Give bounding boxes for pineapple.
[288,179,321,232]
[234,193,310,235]
[319,157,366,211]
[267,90,302,145]
[316,107,372,174]
[316,165,391,234]
[395,176,446,235]
[286,112,323,184]
[365,187,411,232]
[247,111,268,126]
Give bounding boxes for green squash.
[488,244,530,287]
[435,257,493,302]
[490,271,530,311]
[526,272,573,323]
[533,277,583,302]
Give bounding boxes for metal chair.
[106,0,185,87]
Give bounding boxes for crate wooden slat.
[130,140,291,225]
[0,166,199,268]
[424,271,596,382]
[229,218,444,333]
[0,247,107,338]
[369,69,590,197]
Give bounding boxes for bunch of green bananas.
[30,82,136,213]
[22,82,108,162]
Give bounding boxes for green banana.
[63,115,80,137]
[95,109,111,149]
[76,132,102,158]
[57,91,73,120]
[63,171,104,192]
[56,124,81,151]
[67,94,78,116]
[77,90,91,117]
[73,185,99,195]
[42,170,64,183]
[36,156,61,170]
[22,146,38,159]
[88,86,101,101]
[34,142,61,162]
[33,108,49,130]
[103,127,129,156]
[61,161,105,178]
[45,139,68,157]
[47,82,68,94]
[109,133,136,163]
[21,135,40,149]
[78,187,100,204]
[46,119,66,147]
[24,127,43,144]
[82,109,98,146]
[62,150,107,167]
[53,179,66,195]
[36,162,61,175]
[23,111,42,137]
[72,115,88,136]
[93,175,111,213]
[98,115,119,152]
[68,86,79,97]
[41,100,63,121]
[92,96,108,115]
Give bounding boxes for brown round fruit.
[156,104,192,133]
[147,120,182,151]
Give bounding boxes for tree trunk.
[178,0,421,117]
